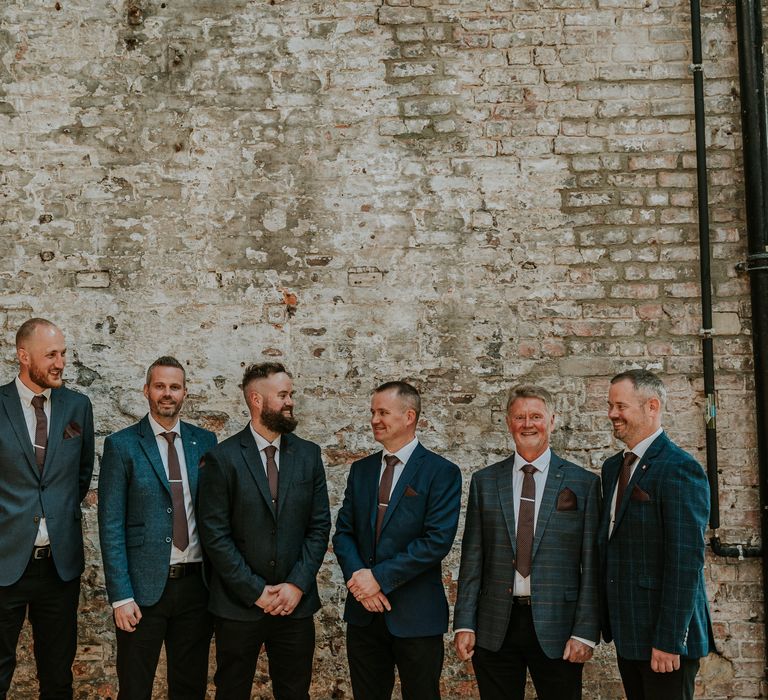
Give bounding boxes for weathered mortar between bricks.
[0,0,764,697]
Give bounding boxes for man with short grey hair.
[454,383,600,700]
[598,369,714,700]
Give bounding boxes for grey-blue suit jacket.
[454,451,601,658]
[197,427,331,621]
[98,414,217,606]
[0,380,95,586]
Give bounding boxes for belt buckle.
[33,546,50,560]
[168,564,183,579]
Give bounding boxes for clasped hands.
[255,582,303,616]
[347,568,391,613]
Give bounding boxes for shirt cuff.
[571,635,596,648]
[112,598,134,609]
[454,628,475,635]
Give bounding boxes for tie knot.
[160,431,177,445]
[32,395,46,410]
[522,463,536,475]
[264,445,277,459]
[384,454,399,469]
[623,451,637,468]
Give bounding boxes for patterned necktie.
[264,445,279,507]
[31,395,48,472]
[515,464,537,578]
[160,431,189,552]
[376,454,399,542]
[614,451,638,520]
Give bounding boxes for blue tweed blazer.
[598,432,715,660]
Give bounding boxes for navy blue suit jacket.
[0,380,94,585]
[598,432,715,660]
[333,442,462,638]
[98,415,217,606]
[198,427,331,621]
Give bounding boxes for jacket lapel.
[367,452,383,542]
[276,433,298,515]
[137,415,171,495]
[239,427,276,518]
[496,456,517,553]
[612,432,667,535]
[180,422,202,498]
[42,387,67,474]
[378,444,427,537]
[531,454,564,561]
[0,381,38,477]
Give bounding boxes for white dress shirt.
[15,376,51,546]
[250,425,282,474]
[379,436,419,496]
[608,427,663,536]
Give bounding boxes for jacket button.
[271,529,276,535]
[269,560,276,567]
[507,587,513,594]
[368,558,374,564]
[165,537,171,543]
[33,516,40,523]
[40,485,46,491]
[167,508,172,514]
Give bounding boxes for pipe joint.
[700,326,715,338]
[689,62,704,73]
[745,252,768,272]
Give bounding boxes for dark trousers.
[213,614,315,700]
[472,605,583,700]
[346,613,444,700]
[617,654,700,700]
[0,556,80,700]
[115,571,212,700]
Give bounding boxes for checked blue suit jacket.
[453,451,601,658]
[0,380,94,586]
[333,442,462,638]
[98,414,217,606]
[598,431,715,660]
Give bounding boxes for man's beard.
[261,405,298,434]
[29,363,63,389]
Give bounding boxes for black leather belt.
[32,545,51,560]
[168,562,202,579]
[512,596,532,606]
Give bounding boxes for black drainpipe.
[690,0,768,675]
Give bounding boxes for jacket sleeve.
[97,435,133,603]
[453,472,482,631]
[285,444,331,592]
[332,463,368,581]
[570,473,601,644]
[372,463,462,595]
[197,449,267,606]
[654,456,710,654]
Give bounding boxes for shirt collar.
[250,424,282,452]
[383,436,419,466]
[625,427,663,462]
[147,413,181,438]
[15,376,51,406]
[513,447,551,474]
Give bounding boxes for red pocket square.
[630,485,651,502]
[63,422,82,439]
[404,485,419,497]
[556,487,577,511]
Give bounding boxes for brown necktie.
[31,395,48,472]
[376,454,399,542]
[160,431,189,552]
[614,451,638,520]
[515,464,537,578]
[264,445,279,507]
